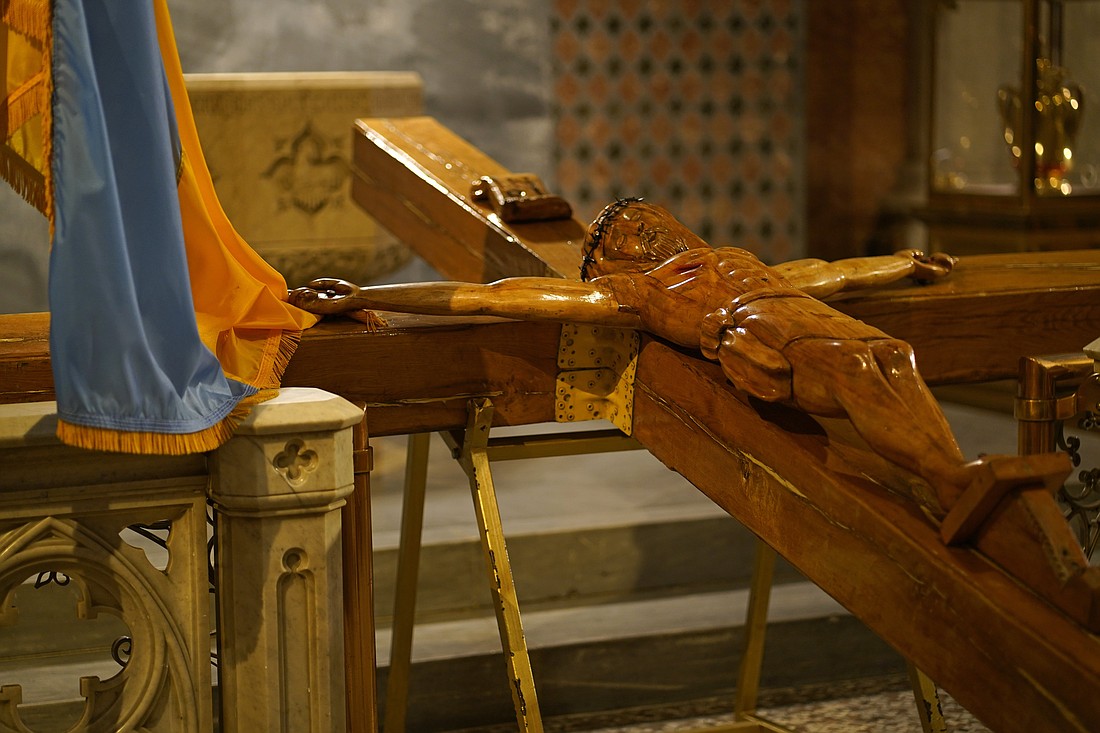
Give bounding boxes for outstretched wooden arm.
[774,249,957,299]
[289,277,644,330]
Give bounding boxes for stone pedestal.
[186,71,423,287]
[209,388,363,733]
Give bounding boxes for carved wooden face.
[582,200,698,279]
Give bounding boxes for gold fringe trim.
[3,72,47,137]
[269,329,301,385]
[40,0,52,225]
[349,309,389,332]
[244,327,302,391]
[0,145,46,214]
[56,398,256,456]
[56,329,304,456]
[1,0,50,43]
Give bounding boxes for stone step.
[371,513,805,624]
[375,585,906,732]
[368,427,802,625]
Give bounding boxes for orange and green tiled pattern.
[551,0,803,263]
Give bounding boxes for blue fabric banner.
[48,0,255,439]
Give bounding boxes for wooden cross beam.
[342,116,1100,732]
[351,116,1100,385]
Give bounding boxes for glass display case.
[926,0,1100,251]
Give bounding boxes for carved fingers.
[715,328,793,402]
[700,307,735,360]
[288,278,363,314]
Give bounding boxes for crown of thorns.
[580,197,644,282]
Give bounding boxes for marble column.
[209,388,363,733]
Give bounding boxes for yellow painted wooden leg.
[907,663,947,733]
[457,398,543,733]
[383,432,432,733]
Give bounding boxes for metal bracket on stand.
[383,398,551,733]
[678,540,796,733]
[678,539,946,733]
[556,322,639,434]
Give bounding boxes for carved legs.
[774,339,1100,630]
[782,339,971,505]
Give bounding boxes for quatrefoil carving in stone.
[272,439,319,485]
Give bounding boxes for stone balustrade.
[0,388,362,732]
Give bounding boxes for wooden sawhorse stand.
[378,399,947,733]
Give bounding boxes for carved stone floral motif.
[263,124,347,217]
[272,439,320,486]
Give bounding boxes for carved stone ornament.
[0,514,205,733]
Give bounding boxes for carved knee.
[867,340,919,380]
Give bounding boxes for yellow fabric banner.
[1,0,320,454]
[1,0,51,216]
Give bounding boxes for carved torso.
[594,246,891,350]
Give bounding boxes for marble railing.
[0,388,362,733]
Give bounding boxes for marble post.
[209,388,363,733]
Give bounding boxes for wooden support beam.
[831,250,1100,384]
[281,316,561,436]
[0,313,561,438]
[630,337,1100,733]
[3,311,1100,731]
[0,312,52,404]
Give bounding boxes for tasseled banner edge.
[55,389,282,455]
[0,0,52,221]
[269,328,302,385]
[55,326,307,455]
[243,327,303,392]
[57,404,250,456]
[349,309,388,331]
[4,71,47,134]
[1,0,51,43]
[0,146,47,214]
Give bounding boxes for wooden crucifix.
[292,195,1096,632]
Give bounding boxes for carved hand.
[895,249,957,283]
[288,278,364,314]
[699,306,734,361]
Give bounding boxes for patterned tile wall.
[551,0,804,263]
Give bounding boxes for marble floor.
[452,677,991,733]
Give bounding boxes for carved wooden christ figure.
[293,198,966,497]
[291,198,1097,629]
